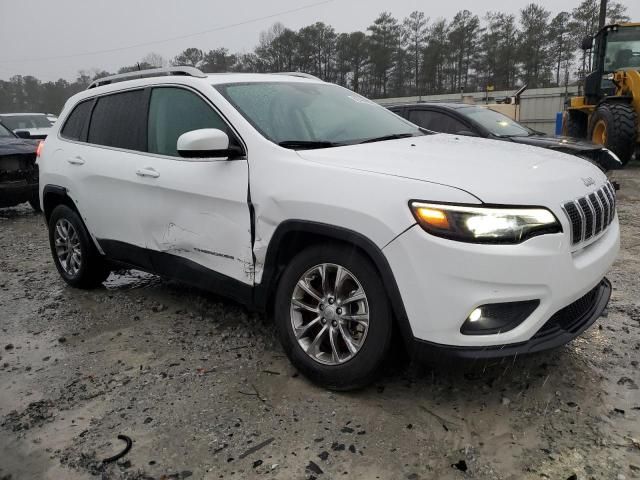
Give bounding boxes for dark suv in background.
[389,102,622,171]
[0,122,40,211]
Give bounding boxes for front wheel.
[588,103,637,165]
[274,244,393,390]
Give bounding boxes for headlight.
[410,201,562,244]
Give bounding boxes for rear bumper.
[0,180,38,207]
[411,277,611,360]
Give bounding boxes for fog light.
[468,308,482,322]
[461,300,540,335]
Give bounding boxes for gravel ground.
[1,166,639,480]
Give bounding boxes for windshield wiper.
[358,133,417,144]
[278,140,341,150]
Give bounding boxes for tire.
[564,110,588,139]
[48,205,110,288]
[274,243,393,391]
[588,103,637,166]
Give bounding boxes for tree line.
[0,0,629,115]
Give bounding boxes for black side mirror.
[456,130,479,137]
[581,36,593,51]
[15,130,31,139]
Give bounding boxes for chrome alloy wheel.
[54,218,82,276]
[290,263,370,365]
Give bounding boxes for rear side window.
[88,90,147,150]
[61,100,93,141]
[147,87,228,157]
[409,109,468,134]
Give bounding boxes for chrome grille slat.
[589,193,603,235]
[597,189,610,227]
[561,184,616,246]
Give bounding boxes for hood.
[297,134,608,208]
[507,134,623,171]
[0,137,38,156]
[509,134,599,151]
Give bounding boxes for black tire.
[48,205,110,288]
[564,110,588,139]
[588,102,637,166]
[274,244,393,391]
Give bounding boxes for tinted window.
[147,87,228,157]
[409,109,468,134]
[88,90,146,150]
[61,100,93,141]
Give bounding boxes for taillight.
[36,141,43,157]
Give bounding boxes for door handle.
[67,156,85,165]
[136,167,160,178]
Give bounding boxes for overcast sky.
[1,0,638,81]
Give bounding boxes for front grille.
[561,182,616,245]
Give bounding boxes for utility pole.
[598,0,608,29]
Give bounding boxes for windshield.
[0,123,15,138]
[604,26,640,71]
[0,114,53,130]
[215,82,421,148]
[461,106,533,137]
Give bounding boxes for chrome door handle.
[136,167,160,178]
[67,156,85,165]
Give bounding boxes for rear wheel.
[48,205,110,288]
[274,244,393,390]
[588,103,637,165]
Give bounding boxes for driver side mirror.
[15,130,31,139]
[581,36,593,51]
[177,128,243,160]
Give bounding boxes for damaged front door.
[137,86,253,288]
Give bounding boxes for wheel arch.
[254,220,415,348]
[42,185,100,253]
[43,185,79,223]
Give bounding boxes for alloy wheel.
[290,263,370,365]
[54,218,82,276]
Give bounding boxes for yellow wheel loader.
[564,23,640,165]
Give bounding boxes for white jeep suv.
[37,68,620,390]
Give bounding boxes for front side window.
[215,82,421,147]
[88,89,147,151]
[61,100,93,141]
[147,87,229,157]
[409,109,468,134]
[603,26,640,71]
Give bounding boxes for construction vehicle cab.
[565,23,640,165]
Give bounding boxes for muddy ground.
[1,167,639,480]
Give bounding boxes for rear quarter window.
[88,90,147,151]
[60,100,93,141]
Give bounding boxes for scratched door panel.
[137,157,253,285]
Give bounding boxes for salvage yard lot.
[1,167,639,480]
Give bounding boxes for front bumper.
[383,217,619,349]
[411,277,610,359]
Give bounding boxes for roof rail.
[273,72,321,81]
[87,66,207,89]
